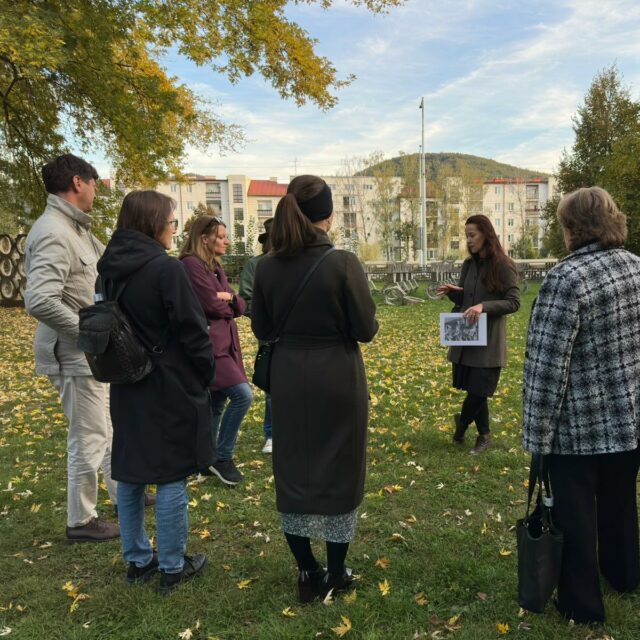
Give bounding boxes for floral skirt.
[280,509,358,543]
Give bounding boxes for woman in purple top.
[180,215,253,485]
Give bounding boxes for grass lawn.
[1,286,639,640]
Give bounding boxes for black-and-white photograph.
[440,313,488,346]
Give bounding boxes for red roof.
[248,180,288,197]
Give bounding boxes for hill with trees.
[358,152,550,181]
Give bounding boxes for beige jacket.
[24,194,104,376]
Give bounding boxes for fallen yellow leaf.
[378,579,390,596]
[375,557,390,569]
[499,548,512,557]
[281,607,296,618]
[496,622,509,634]
[331,615,352,637]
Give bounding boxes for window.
[343,196,356,209]
[508,234,514,242]
[257,200,272,215]
[526,185,539,200]
[206,182,221,196]
[508,218,514,227]
[494,186,501,195]
[508,202,514,211]
[344,212,356,228]
[234,207,244,221]
[187,202,194,210]
[364,184,373,191]
[170,184,177,193]
[234,223,244,241]
[495,219,501,227]
[494,203,502,212]
[187,185,193,193]
[232,184,243,203]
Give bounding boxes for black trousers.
[548,446,640,623]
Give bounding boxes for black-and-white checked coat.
[522,242,640,455]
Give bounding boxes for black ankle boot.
[452,413,466,444]
[298,566,327,603]
[319,567,355,598]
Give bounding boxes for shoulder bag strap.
[270,247,336,342]
[100,254,169,352]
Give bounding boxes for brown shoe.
[144,492,156,508]
[66,517,120,543]
[452,413,466,444]
[470,433,491,455]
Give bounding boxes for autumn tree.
[544,65,640,256]
[0,0,402,232]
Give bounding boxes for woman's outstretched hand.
[436,283,463,296]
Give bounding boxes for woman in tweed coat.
[522,187,640,624]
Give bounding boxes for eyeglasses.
[167,219,179,231]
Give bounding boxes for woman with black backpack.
[98,190,215,595]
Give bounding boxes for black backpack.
[78,259,166,384]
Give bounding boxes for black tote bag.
[516,454,564,613]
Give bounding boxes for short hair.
[41,154,99,194]
[557,187,627,251]
[179,215,226,267]
[116,190,176,240]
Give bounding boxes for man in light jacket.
[24,154,120,542]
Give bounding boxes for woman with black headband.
[251,175,378,603]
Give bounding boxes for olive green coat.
[447,256,520,368]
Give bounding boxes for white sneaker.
[261,438,272,454]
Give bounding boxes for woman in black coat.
[251,175,378,603]
[437,215,520,454]
[98,191,215,595]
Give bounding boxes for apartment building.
[322,174,404,260]
[483,177,556,256]
[155,174,230,239]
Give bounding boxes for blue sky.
[98,0,640,181]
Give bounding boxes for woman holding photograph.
[437,214,520,454]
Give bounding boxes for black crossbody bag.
[252,247,336,393]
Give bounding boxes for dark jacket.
[238,254,263,317]
[523,243,640,455]
[98,230,216,484]
[447,255,520,368]
[252,232,378,515]
[181,255,248,391]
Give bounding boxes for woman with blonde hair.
[251,175,378,603]
[180,216,252,486]
[523,187,640,623]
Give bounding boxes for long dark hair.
[270,175,324,257]
[465,214,516,292]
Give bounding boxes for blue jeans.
[263,393,272,439]
[118,479,188,574]
[212,382,253,461]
